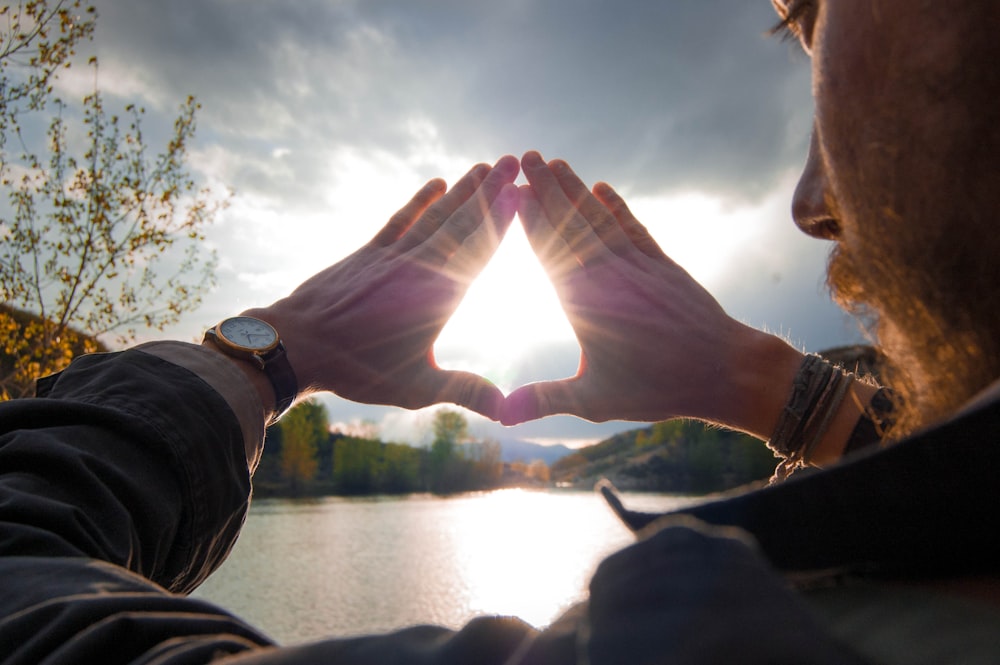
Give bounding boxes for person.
[3,0,1000,662]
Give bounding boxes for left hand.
[246,156,520,421]
[502,152,802,436]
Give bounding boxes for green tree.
[278,399,327,494]
[429,408,469,493]
[0,1,225,399]
[332,436,381,494]
[377,442,422,494]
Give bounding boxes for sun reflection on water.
[453,489,617,626]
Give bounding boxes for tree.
[526,459,550,483]
[278,399,328,494]
[332,435,381,494]
[0,2,94,125]
[377,442,423,494]
[0,1,225,399]
[469,437,503,487]
[429,408,469,493]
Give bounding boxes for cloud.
[88,1,813,198]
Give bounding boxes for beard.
[826,226,1000,438]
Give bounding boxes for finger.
[371,178,447,246]
[593,181,669,261]
[500,378,585,426]
[394,162,491,252]
[517,184,580,282]
[548,159,634,256]
[418,155,520,266]
[398,155,517,253]
[428,368,505,421]
[520,151,612,267]
[439,183,518,283]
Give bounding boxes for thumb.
[501,379,582,426]
[430,369,505,422]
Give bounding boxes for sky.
[62,0,864,447]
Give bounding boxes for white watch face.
[218,316,278,350]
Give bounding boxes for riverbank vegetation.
[254,401,543,497]
[253,399,780,497]
[550,420,779,493]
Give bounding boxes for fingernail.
[494,155,519,176]
[522,151,543,167]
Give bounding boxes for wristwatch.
[205,316,298,424]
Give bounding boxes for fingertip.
[593,181,614,196]
[462,392,505,423]
[499,181,519,200]
[521,150,544,169]
[494,154,520,176]
[465,162,491,183]
[516,184,541,219]
[500,385,541,426]
[495,183,519,217]
[482,388,505,423]
[439,371,505,422]
[417,178,447,201]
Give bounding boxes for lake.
[191,489,693,645]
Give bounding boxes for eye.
[770,0,817,51]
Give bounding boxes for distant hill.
[494,437,574,465]
[546,345,882,494]
[548,420,778,494]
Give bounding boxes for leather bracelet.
[769,354,860,482]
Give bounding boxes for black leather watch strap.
[261,341,297,425]
[204,321,298,426]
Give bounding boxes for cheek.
[812,51,899,245]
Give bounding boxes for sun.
[433,217,576,392]
[432,186,782,394]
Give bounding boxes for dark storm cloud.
[89,0,813,202]
[362,0,815,199]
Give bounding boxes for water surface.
[192,489,692,644]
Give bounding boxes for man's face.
[775,0,1000,430]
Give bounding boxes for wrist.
[201,337,279,424]
[710,323,805,440]
[239,305,320,402]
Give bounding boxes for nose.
[792,129,839,240]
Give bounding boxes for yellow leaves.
[0,307,96,399]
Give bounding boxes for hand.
[246,156,520,421]
[502,152,802,436]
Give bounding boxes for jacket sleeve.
[0,345,275,662]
